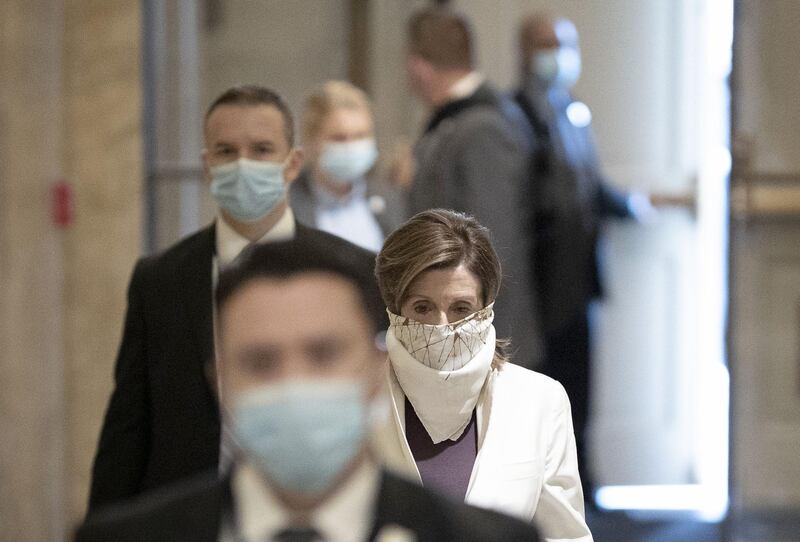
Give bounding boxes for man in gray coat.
[405,7,541,368]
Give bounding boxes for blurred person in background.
[291,80,405,251]
[76,238,541,542]
[515,13,656,498]
[373,209,592,542]
[404,7,542,369]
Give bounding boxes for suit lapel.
[371,369,421,482]
[368,473,432,542]
[174,473,230,542]
[424,83,499,134]
[293,220,313,241]
[179,225,216,382]
[464,372,496,503]
[288,173,316,227]
[462,372,539,521]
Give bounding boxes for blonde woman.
[373,209,592,542]
[290,80,404,251]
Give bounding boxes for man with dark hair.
[405,8,542,368]
[87,85,377,512]
[205,85,295,146]
[407,8,473,70]
[75,239,541,542]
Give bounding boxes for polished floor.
[587,507,800,542]
[587,509,721,542]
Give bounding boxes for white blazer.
[372,361,593,542]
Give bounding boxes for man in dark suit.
[514,13,654,496]
[405,7,542,369]
[76,239,541,541]
[87,85,378,512]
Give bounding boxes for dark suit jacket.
[514,86,633,335]
[76,469,541,542]
[88,221,378,511]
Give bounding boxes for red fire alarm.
[52,179,74,228]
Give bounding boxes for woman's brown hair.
[375,209,509,366]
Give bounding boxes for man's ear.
[283,147,304,185]
[408,54,431,81]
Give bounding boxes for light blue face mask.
[531,46,582,89]
[209,157,287,223]
[232,379,368,496]
[318,138,378,184]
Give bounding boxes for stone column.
[62,0,144,525]
[0,2,67,540]
[0,1,144,538]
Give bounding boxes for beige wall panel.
[369,0,428,173]
[732,0,800,514]
[735,0,800,173]
[62,0,143,525]
[202,0,349,127]
[0,2,66,541]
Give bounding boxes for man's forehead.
[221,273,367,329]
[205,104,286,138]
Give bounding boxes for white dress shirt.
[448,71,485,101]
[312,178,384,253]
[215,207,296,266]
[223,458,380,542]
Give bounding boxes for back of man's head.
[519,13,579,56]
[407,7,474,71]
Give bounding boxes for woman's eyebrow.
[449,292,479,301]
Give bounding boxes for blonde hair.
[408,8,474,70]
[301,80,372,145]
[375,209,510,367]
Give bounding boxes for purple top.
[404,399,478,501]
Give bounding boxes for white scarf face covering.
[386,304,496,443]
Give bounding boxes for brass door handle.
[731,173,800,219]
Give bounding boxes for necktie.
[272,526,323,542]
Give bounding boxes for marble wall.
[0,0,143,538]
[0,2,67,539]
[62,0,143,523]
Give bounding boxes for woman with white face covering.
[289,80,405,252]
[373,209,593,542]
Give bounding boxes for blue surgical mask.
[232,379,368,495]
[210,157,287,223]
[318,138,378,184]
[531,47,581,89]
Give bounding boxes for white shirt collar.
[448,71,485,101]
[311,176,368,209]
[232,457,380,542]
[215,207,296,266]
